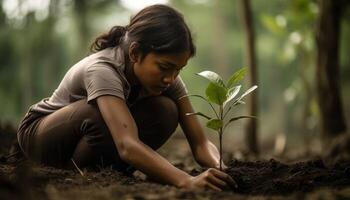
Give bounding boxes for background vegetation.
[0,0,349,153]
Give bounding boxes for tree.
[239,0,259,154]
[212,0,229,76]
[315,0,347,142]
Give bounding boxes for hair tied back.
[91,25,128,52]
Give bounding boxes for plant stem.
[219,130,222,171]
[219,105,223,171]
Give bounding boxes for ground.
[1,124,350,200]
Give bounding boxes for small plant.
[183,68,257,171]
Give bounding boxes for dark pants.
[17,96,178,172]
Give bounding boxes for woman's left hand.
[194,140,229,170]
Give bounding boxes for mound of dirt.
[227,159,350,195]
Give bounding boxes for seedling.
[182,68,257,171]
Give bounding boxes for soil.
[226,159,350,195]
[1,158,350,200]
[1,123,350,199]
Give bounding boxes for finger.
[205,182,222,191]
[211,170,237,188]
[225,176,238,189]
[207,174,227,189]
[222,175,237,189]
[228,177,238,189]
[209,168,228,178]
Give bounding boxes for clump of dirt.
[226,158,350,195]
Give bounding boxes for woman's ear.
[128,42,141,63]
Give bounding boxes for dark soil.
[226,159,350,195]
[1,158,350,200]
[1,123,350,199]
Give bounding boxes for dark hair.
[90,4,196,58]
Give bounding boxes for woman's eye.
[159,65,169,71]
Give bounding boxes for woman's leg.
[130,95,179,150]
[31,96,179,170]
[32,99,117,168]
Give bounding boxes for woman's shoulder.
[69,47,124,74]
[87,47,123,68]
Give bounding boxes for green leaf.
[228,115,257,123]
[205,83,228,105]
[185,112,212,120]
[179,94,219,119]
[227,68,246,88]
[236,85,258,102]
[206,119,223,131]
[223,85,241,107]
[237,100,246,105]
[224,115,257,130]
[196,71,225,87]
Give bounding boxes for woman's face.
[133,51,190,95]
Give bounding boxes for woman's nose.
[163,72,176,85]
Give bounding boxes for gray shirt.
[30,47,188,114]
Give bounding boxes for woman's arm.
[97,95,235,190]
[97,95,190,187]
[177,96,225,169]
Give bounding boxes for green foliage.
[205,83,227,105]
[206,119,223,131]
[236,85,258,103]
[225,116,257,129]
[196,71,225,87]
[185,67,258,171]
[0,0,121,122]
[227,68,246,88]
[224,85,241,107]
[258,0,320,136]
[260,14,286,35]
[188,67,258,132]
[186,112,212,120]
[1,0,347,146]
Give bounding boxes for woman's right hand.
[179,168,237,191]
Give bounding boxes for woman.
[17,4,236,191]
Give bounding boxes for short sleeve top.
[30,47,188,114]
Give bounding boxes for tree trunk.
[315,0,346,141]
[239,0,259,154]
[212,0,229,75]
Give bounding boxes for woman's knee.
[132,96,179,134]
[154,96,179,133]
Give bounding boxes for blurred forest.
[0,0,349,153]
